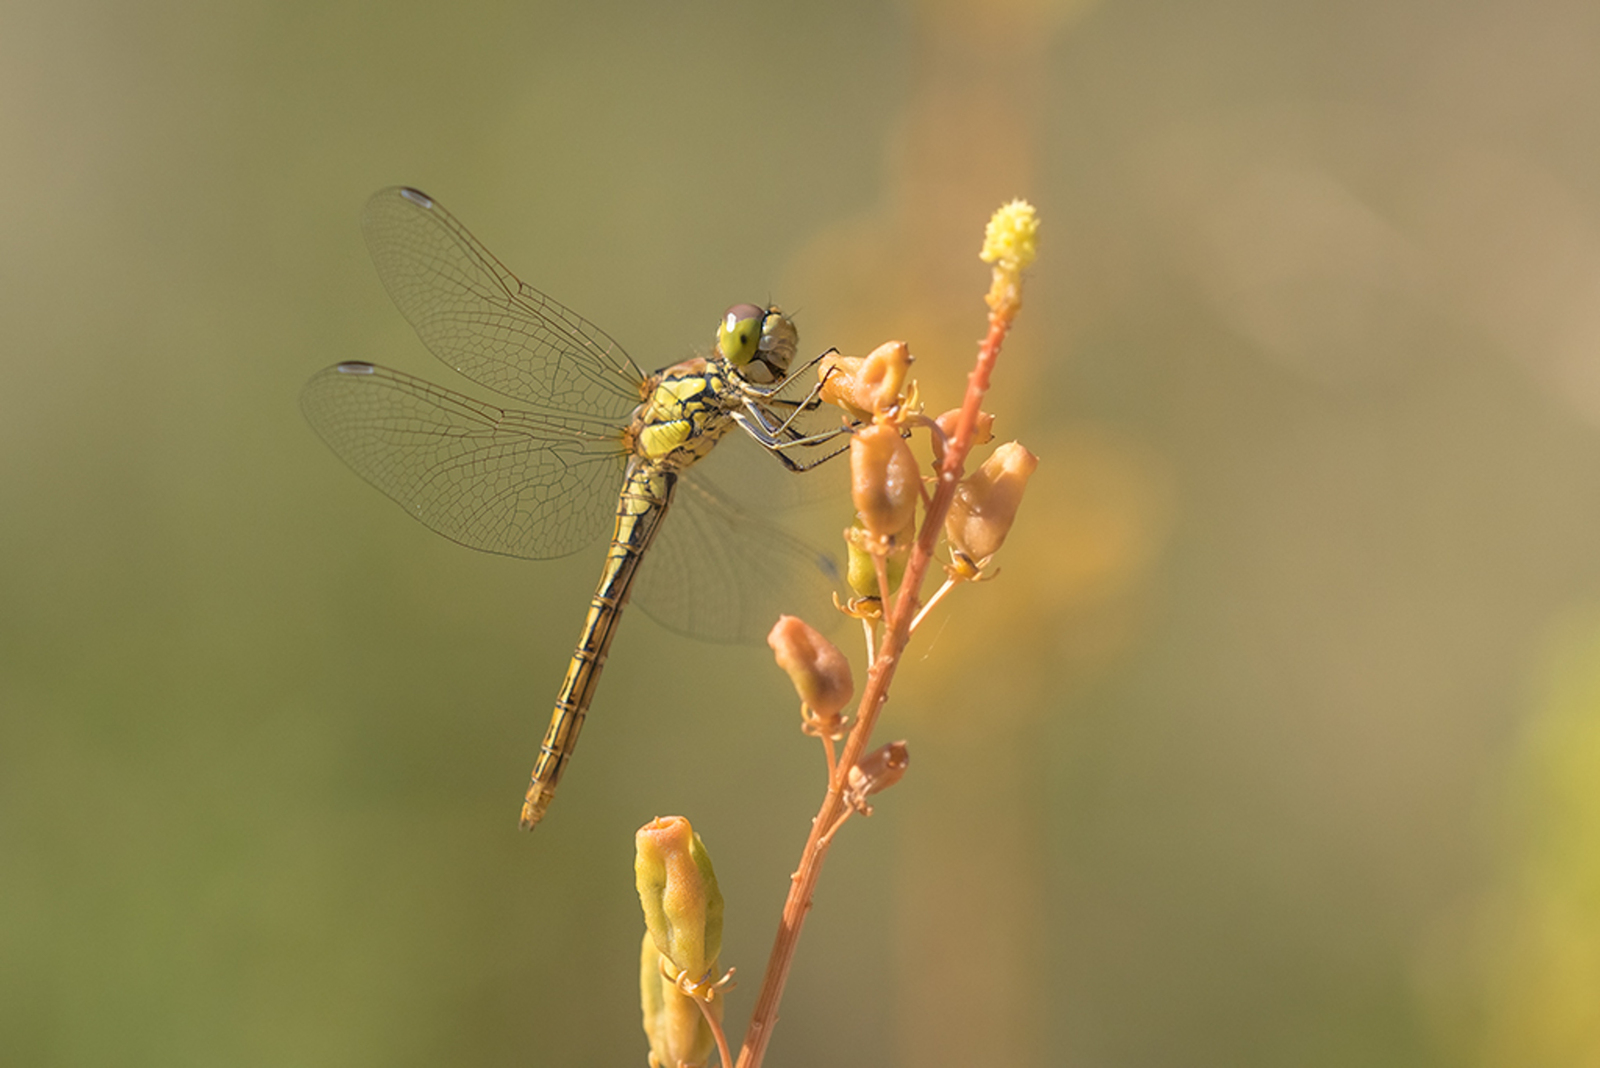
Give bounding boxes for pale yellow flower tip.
[980,199,1039,276]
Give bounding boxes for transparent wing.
[634,464,844,645]
[301,362,625,560]
[362,186,645,418]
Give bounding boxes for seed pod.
[845,518,910,601]
[851,423,920,543]
[845,740,910,815]
[934,407,995,449]
[820,341,913,419]
[818,354,871,422]
[768,616,854,733]
[640,933,719,1068]
[944,441,1038,564]
[635,816,723,985]
[855,340,912,413]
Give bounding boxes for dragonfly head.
[717,303,798,385]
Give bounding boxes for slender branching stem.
[733,302,1019,1068]
[910,575,959,632]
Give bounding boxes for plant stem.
[733,305,1017,1068]
[694,991,733,1068]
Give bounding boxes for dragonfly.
[302,187,849,830]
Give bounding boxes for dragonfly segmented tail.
[522,458,674,827]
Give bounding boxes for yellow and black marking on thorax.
[630,357,741,468]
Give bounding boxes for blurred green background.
[5,0,1600,1065]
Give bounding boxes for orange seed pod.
[845,740,910,814]
[944,441,1038,564]
[820,341,914,420]
[818,353,872,422]
[767,615,854,732]
[934,407,995,449]
[855,340,912,413]
[851,423,920,543]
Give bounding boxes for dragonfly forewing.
[301,362,626,560]
[362,186,645,415]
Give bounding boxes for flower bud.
[635,816,723,984]
[640,933,719,1068]
[944,441,1038,564]
[768,615,854,733]
[844,740,910,815]
[851,423,920,543]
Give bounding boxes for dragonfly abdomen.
[520,460,677,829]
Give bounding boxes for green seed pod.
[639,933,719,1068]
[845,517,910,601]
[635,816,723,984]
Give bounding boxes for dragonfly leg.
[732,407,853,471]
[736,385,857,447]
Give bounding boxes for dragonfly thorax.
[630,357,740,467]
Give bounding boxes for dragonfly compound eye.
[717,303,768,367]
[756,307,799,377]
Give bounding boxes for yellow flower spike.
[768,615,854,738]
[980,199,1040,273]
[944,441,1039,566]
[635,816,724,986]
[851,423,920,545]
[980,199,1039,316]
[640,933,720,1068]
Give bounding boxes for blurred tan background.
[5,0,1600,1065]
